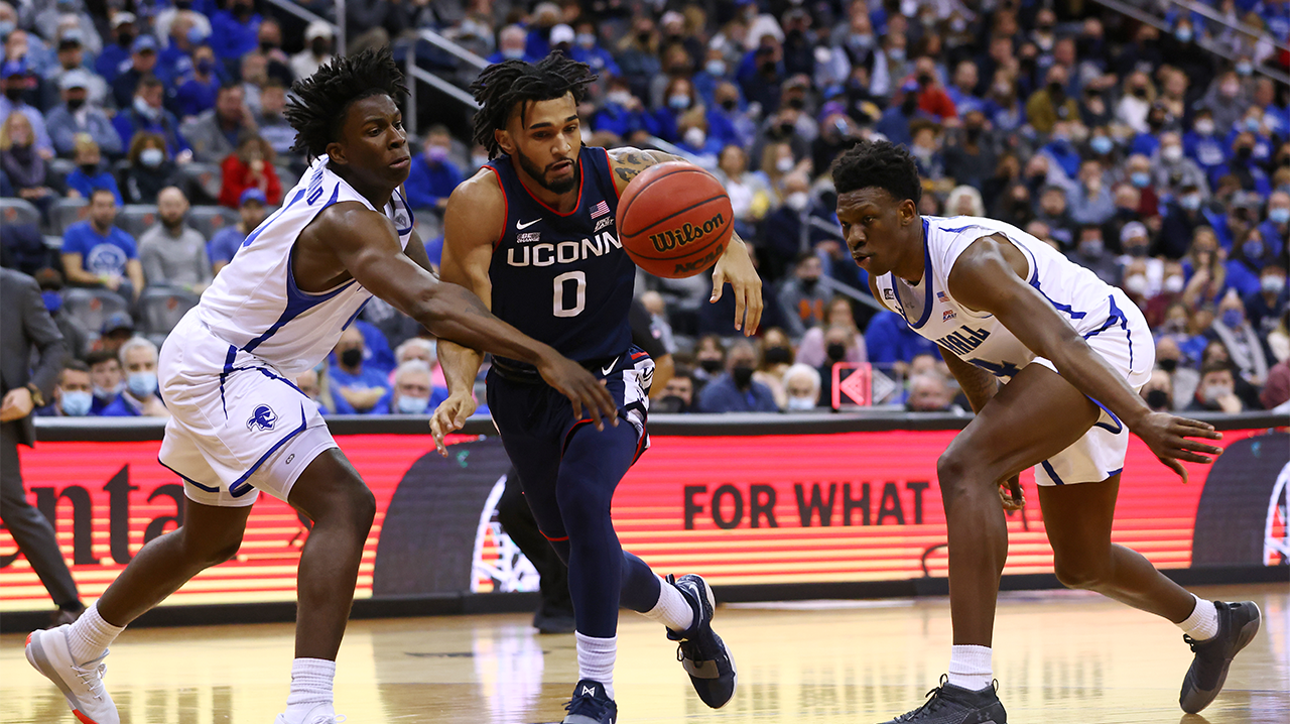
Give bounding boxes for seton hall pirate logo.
[247,404,277,431]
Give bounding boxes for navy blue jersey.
[484,146,634,365]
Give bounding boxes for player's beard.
[517,147,579,195]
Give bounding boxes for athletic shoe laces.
[73,652,108,701]
[565,693,610,718]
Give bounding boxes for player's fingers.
[429,416,448,457]
[1161,456,1189,483]
[1169,449,1213,464]
[732,280,746,333]
[592,381,618,427]
[569,393,587,429]
[746,286,764,334]
[1179,439,1224,456]
[710,268,725,303]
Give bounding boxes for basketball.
[617,162,734,279]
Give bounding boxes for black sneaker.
[1179,600,1262,714]
[877,675,1007,724]
[562,679,616,724]
[667,573,738,708]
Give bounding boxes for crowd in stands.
[3,0,1288,420]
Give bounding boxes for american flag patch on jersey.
[936,291,948,302]
[590,200,609,218]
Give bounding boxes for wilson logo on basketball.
[648,212,726,253]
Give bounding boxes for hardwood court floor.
[2,584,1286,724]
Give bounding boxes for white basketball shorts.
[157,311,337,507]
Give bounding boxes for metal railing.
[261,0,345,56]
[1167,0,1290,55]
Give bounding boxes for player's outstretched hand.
[1133,411,1224,483]
[429,391,477,457]
[998,475,1024,511]
[710,241,763,336]
[535,352,619,432]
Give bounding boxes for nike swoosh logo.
[601,357,619,376]
[516,218,541,230]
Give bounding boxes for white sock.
[947,644,993,691]
[1178,594,1220,641]
[575,632,616,700]
[639,575,695,633]
[284,658,335,716]
[65,601,125,665]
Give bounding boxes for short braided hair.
[469,52,597,159]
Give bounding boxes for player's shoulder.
[306,199,396,245]
[449,164,507,208]
[443,166,507,248]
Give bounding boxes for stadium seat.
[48,157,77,181]
[62,287,130,339]
[136,286,200,338]
[179,162,222,204]
[50,197,90,235]
[189,205,241,240]
[1,197,41,228]
[44,234,64,250]
[117,204,159,238]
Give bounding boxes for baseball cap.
[305,20,332,42]
[59,69,91,90]
[102,312,134,336]
[59,30,84,48]
[550,24,574,46]
[1231,190,1262,209]
[111,12,136,29]
[131,35,158,54]
[2,59,28,78]
[901,78,921,94]
[239,188,267,206]
[1119,221,1148,244]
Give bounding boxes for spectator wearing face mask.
[46,71,122,158]
[1155,335,1200,410]
[654,367,696,414]
[122,132,178,204]
[696,340,779,413]
[210,0,261,63]
[1067,224,1119,285]
[113,76,189,161]
[175,44,222,122]
[569,21,620,78]
[1140,369,1175,412]
[906,372,961,413]
[593,80,650,142]
[1026,64,1080,135]
[764,175,836,281]
[776,252,830,339]
[815,323,860,409]
[405,127,464,216]
[1246,265,1288,341]
[754,327,794,409]
[1181,227,1229,310]
[1183,109,1229,178]
[646,76,698,145]
[1207,290,1270,388]
[783,363,821,412]
[796,295,866,368]
[64,135,122,205]
[84,349,123,414]
[488,25,537,65]
[218,133,281,209]
[692,334,726,384]
[1258,190,1289,258]
[1160,184,1209,260]
[101,337,169,418]
[36,360,96,417]
[111,35,166,109]
[1219,131,1271,196]
[1226,227,1274,297]
[370,360,448,416]
[1153,132,1210,200]
[1185,360,1244,413]
[330,326,389,414]
[1070,159,1115,226]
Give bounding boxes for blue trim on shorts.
[1087,395,1125,435]
[227,404,309,498]
[1105,467,1123,479]
[1083,295,1134,369]
[1040,459,1066,485]
[157,457,220,493]
[219,345,236,418]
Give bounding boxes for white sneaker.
[25,624,119,724]
[274,703,345,724]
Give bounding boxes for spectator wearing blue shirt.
[209,0,261,64]
[1183,109,1228,175]
[112,76,189,160]
[174,45,222,121]
[45,70,123,158]
[1221,131,1272,197]
[646,77,698,144]
[95,13,137,84]
[59,189,144,303]
[487,25,537,65]
[569,21,620,79]
[692,47,731,108]
[329,326,390,414]
[65,137,123,205]
[110,35,165,110]
[100,337,169,418]
[0,61,54,156]
[208,188,267,273]
[405,126,463,215]
[592,80,651,142]
[945,61,985,116]
[697,341,780,413]
[1258,189,1289,258]
[864,310,937,373]
[368,360,449,415]
[876,82,922,148]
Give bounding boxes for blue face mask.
[1130,171,1150,188]
[1243,239,1264,258]
[705,60,726,77]
[127,371,158,398]
[502,47,525,60]
[669,94,690,110]
[395,395,428,415]
[1180,193,1202,210]
[1175,28,1193,43]
[61,390,93,416]
[41,290,62,312]
[1245,117,1261,132]
[1221,309,1243,328]
[1090,136,1113,155]
[1270,207,1290,224]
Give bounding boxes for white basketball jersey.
[875,215,1147,382]
[197,157,414,375]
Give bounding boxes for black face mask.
[965,125,983,142]
[311,39,330,56]
[637,32,651,45]
[118,32,135,48]
[4,87,23,101]
[826,343,847,362]
[760,60,777,74]
[66,97,86,111]
[235,4,254,21]
[731,365,755,388]
[778,122,795,136]
[918,73,933,87]
[1236,146,1253,161]
[764,346,792,366]
[79,163,97,175]
[259,41,276,54]
[1158,358,1178,374]
[801,278,819,293]
[1145,388,1170,410]
[657,395,688,413]
[1048,82,1064,98]
[901,96,918,115]
[1126,244,1148,257]
[721,98,737,112]
[340,348,362,368]
[787,97,805,110]
[1132,87,1147,99]
[699,358,723,374]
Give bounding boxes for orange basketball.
[617,162,734,278]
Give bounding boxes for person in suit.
[0,268,84,626]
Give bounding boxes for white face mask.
[785,191,809,211]
[1123,274,1148,295]
[1164,274,1185,293]
[683,126,706,148]
[1203,384,1232,404]
[776,156,795,173]
[1194,119,1215,135]
[607,91,631,106]
[1162,145,1183,163]
[786,396,815,411]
